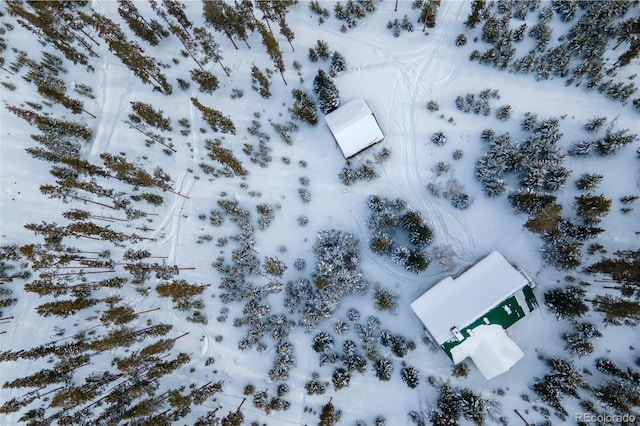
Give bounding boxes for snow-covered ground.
[1,1,639,425]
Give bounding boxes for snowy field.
[1,1,639,425]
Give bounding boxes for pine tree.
[330,51,347,74]
[192,27,229,76]
[313,70,340,114]
[130,102,172,131]
[464,0,485,29]
[332,367,350,389]
[318,399,342,426]
[290,89,318,125]
[202,0,238,49]
[257,22,286,84]
[156,280,206,303]
[272,1,297,51]
[587,250,640,297]
[401,365,420,388]
[251,65,272,98]
[191,97,236,134]
[6,2,97,65]
[118,0,168,46]
[574,194,611,225]
[374,358,394,381]
[189,69,219,94]
[82,11,172,94]
[419,0,437,31]
[544,286,588,319]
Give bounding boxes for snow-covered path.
[387,0,478,264]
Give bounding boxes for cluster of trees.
[309,311,418,394]
[429,380,500,425]
[569,117,638,156]
[0,245,29,315]
[334,0,377,31]
[588,250,640,324]
[308,40,347,76]
[282,230,367,332]
[476,114,569,197]
[455,88,501,116]
[387,15,413,37]
[366,195,433,273]
[531,353,640,421]
[339,148,391,186]
[427,173,472,211]
[462,1,639,107]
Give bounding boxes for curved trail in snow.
[393,1,477,264]
[295,4,477,266]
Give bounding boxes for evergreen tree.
[332,367,350,389]
[6,2,97,65]
[401,365,421,388]
[587,250,640,297]
[464,0,485,29]
[584,116,607,133]
[290,89,318,125]
[374,358,394,381]
[251,65,272,98]
[419,0,437,31]
[574,194,611,225]
[313,70,340,114]
[118,0,168,46]
[330,51,347,74]
[544,286,588,319]
[257,22,287,84]
[82,11,172,94]
[156,279,206,303]
[192,27,229,76]
[202,0,238,49]
[189,68,219,94]
[272,1,296,51]
[318,399,342,426]
[130,102,172,131]
[191,97,236,134]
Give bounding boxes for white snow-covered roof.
[450,324,524,380]
[324,97,384,158]
[410,251,529,345]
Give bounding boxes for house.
[324,97,384,158]
[410,251,538,380]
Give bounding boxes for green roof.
[441,284,537,361]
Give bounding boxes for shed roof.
[410,251,529,345]
[324,97,384,158]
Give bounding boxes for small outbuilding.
[324,97,384,158]
[410,251,538,380]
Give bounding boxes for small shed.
[324,97,384,158]
[410,251,538,380]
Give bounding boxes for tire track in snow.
[136,170,194,260]
[87,1,132,162]
[396,1,478,263]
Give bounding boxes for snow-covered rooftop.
[324,97,384,158]
[410,251,529,345]
[450,324,524,380]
